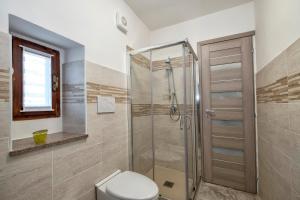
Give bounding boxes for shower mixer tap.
[166,58,181,121]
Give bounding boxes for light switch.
[97,96,116,113]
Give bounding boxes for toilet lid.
[106,171,159,200]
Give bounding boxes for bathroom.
[0,0,299,200]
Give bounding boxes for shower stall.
[128,40,201,200]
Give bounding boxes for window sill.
[9,132,88,156]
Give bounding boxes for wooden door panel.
[212,167,245,184]
[211,80,242,92]
[210,63,242,82]
[211,93,243,108]
[213,177,245,191]
[210,47,241,58]
[212,109,243,120]
[212,159,245,171]
[210,54,241,66]
[212,136,244,150]
[212,151,244,164]
[198,32,256,193]
[208,39,241,51]
[212,123,243,138]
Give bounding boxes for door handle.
[205,109,215,117]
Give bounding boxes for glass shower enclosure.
[128,40,200,200]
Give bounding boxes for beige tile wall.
[0,31,130,200]
[152,61,186,173]
[256,38,300,200]
[153,115,185,171]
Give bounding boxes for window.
[12,36,60,120]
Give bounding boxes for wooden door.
[198,32,256,193]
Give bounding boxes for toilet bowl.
[96,170,159,200]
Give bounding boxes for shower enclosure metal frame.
[127,39,200,200]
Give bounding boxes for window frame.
[12,36,61,120]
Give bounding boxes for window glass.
[22,49,52,110]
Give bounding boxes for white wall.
[0,0,150,73]
[150,2,255,51]
[0,0,150,139]
[255,0,300,71]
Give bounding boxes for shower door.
[199,34,256,193]
[129,41,199,200]
[182,45,197,199]
[151,44,191,200]
[130,51,154,178]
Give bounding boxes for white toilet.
[96,170,159,200]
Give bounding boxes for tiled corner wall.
[62,60,85,133]
[131,54,188,173]
[152,58,186,172]
[0,31,130,200]
[256,38,300,200]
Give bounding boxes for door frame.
[197,31,257,193]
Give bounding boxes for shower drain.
[163,180,174,188]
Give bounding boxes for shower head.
[165,57,171,64]
[165,57,172,71]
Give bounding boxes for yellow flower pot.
[33,129,48,144]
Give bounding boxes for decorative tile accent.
[152,55,192,71]
[63,83,84,103]
[131,54,192,71]
[257,72,300,103]
[256,77,288,103]
[132,104,191,117]
[288,72,300,101]
[131,54,150,69]
[87,82,128,104]
[132,104,151,116]
[153,104,183,115]
[0,68,9,102]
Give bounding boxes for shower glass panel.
[183,45,197,199]
[130,51,154,179]
[129,41,199,200]
[152,44,186,200]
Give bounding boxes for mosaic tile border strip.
[0,68,9,102]
[257,72,300,103]
[132,104,151,116]
[256,77,288,103]
[87,82,128,104]
[288,72,300,101]
[131,55,192,71]
[132,104,191,117]
[152,55,192,71]
[131,54,150,69]
[63,84,85,103]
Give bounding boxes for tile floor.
[146,165,189,200]
[146,165,259,200]
[195,182,259,200]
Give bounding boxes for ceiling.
[125,0,253,30]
